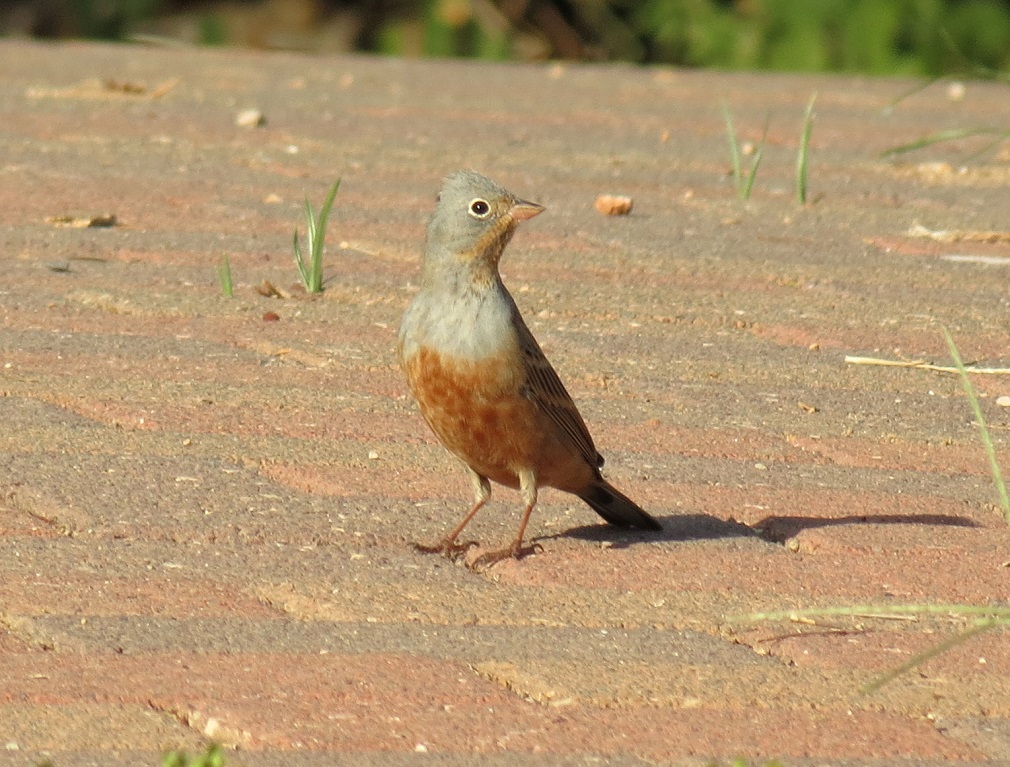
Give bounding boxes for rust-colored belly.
[404,345,540,489]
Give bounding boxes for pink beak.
[510,200,545,221]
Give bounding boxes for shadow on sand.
[544,511,981,550]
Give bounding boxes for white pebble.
[235,108,265,127]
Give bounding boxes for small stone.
[235,108,265,128]
[263,311,280,322]
[595,194,633,216]
[996,395,1010,407]
[47,213,117,228]
[204,717,222,737]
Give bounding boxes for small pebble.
[595,194,633,216]
[263,311,280,322]
[996,395,1010,407]
[236,108,265,128]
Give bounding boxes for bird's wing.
[513,310,603,468]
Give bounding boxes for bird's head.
[423,170,543,287]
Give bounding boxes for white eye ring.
[468,198,491,218]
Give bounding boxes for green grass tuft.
[162,743,226,767]
[721,104,769,200]
[293,178,341,294]
[217,254,234,298]
[795,92,816,204]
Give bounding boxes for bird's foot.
[414,537,478,561]
[468,539,543,571]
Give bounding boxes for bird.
[398,170,661,569]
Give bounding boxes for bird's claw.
[468,539,540,571]
[414,538,478,561]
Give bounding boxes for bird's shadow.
[751,512,980,543]
[543,511,981,550]
[543,513,755,550]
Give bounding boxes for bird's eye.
[468,199,491,218]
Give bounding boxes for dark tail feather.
[578,480,662,531]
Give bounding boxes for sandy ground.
[1,40,1009,766]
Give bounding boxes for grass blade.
[217,254,233,298]
[738,603,1010,623]
[722,105,770,201]
[293,230,308,286]
[879,127,1001,158]
[721,103,743,196]
[795,92,816,205]
[882,77,943,114]
[316,178,341,234]
[743,146,763,199]
[311,178,341,292]
[963,131,1010,162]
[863,619,999,693]
[943,327,1010,528]
[303,197,317,267]
[742,112,771,200]
[737,603,1009,693]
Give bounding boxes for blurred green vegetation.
[4,0,1010,76]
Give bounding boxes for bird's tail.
[578,479,662,531]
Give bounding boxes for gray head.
[422,170,543,286]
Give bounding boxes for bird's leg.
[470,470,542,570]
[415,470,490,560]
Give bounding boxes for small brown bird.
[398,170,661,568]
